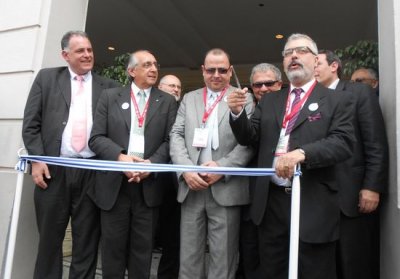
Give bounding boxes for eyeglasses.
[138,61,160,70]
[282,46,316,57]
[204,67,230,75]
[352,78,376,83]
[252,80,280,88]
[162,83,182,90]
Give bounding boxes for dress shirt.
[60,68,95,158]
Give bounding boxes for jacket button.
[62,121,67,125]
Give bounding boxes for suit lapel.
[292,84,326,131]
[335,80,346,91]
[273,89,289,128]
[91,73,104,117]
[217,86,232,126]
[145,88,164,127]
[116,86,132,131]
[195,89,204,127]
[58,69,71,108]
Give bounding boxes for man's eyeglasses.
[138,61,160,69]
[352,78,376,83]
[204,67,230,75]
[252,80,280,88]
[162,83,182,90]
[282,46,316,57]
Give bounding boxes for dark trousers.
[34,166,100,279]
[157,180,180,279]
[101,179,158,279]
[236,208,261,279]
[337,211,380,279]
[258,183,337,279]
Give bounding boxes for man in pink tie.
[22,30,119,279]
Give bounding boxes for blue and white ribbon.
[16,154,301,177]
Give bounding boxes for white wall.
[0,0,89,277]
[378,0,400,278]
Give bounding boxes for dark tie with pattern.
[285,88,303,135]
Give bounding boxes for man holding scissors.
[170,48,254,279]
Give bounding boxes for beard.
[285,61,313,84]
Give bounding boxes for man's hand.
[137,159,151,182]
[182,172,209,191]
[359,189,380,213]
[31,162,51,189]
[275,149,305,179]
[227,88,249,115]
[118,154,142,183]
[200,161,223,185]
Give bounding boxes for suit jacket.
[230,82,355,243]
[22,67,119,158]
[169,86,254,206]
[89,85,178,210]
[334,80,388,217]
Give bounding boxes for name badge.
[192,127,209,148]
[275,128,289,156]
[127,133,145,156]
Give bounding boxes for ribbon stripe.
[16,155,301,177]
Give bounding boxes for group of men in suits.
[22,30,388,279]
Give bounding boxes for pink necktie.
[71,75,87,153]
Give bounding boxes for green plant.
[97,53,130,86]
[335,40,378,77]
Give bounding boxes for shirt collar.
[131,82,152,96]
[290,78,316,93]
[68,68,91,82]
[328,78,340,89]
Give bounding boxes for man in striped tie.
[228,33,356,279]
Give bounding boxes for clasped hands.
[182,161,223,191]
[118,154,151,183]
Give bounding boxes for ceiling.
[86,0,378,89]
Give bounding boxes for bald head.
[158,74,182,101]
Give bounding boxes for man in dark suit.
[89,50,178,278]
[315,49,388,279]
[236,63,283,279]
[228,33,355,279]
[156,74,182,279]
[22,30,119,279]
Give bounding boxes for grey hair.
[284,33,318,55]
[61,31,89,50]
[126,50,154,81]
[250,63,282,84]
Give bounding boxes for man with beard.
[228,34,355,279]
[315,49,388,279]
[170,48,254,279]
[159,74,182,101]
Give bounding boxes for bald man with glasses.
[170,48,254,279]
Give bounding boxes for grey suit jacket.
[89,85,178,210]
[22,67,120,158]
[169,86,254,206]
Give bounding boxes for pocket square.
[308,112,322,122]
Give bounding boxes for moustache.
[288,60,304,69]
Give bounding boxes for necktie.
[138,90,146,113]
[71,75,87,153]
[209,93,219,150]
[285,88,303,135]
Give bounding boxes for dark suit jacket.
[89,85,178,210]
[334,80,388,217]
[230,83,355,243]
[22,67,119,158]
